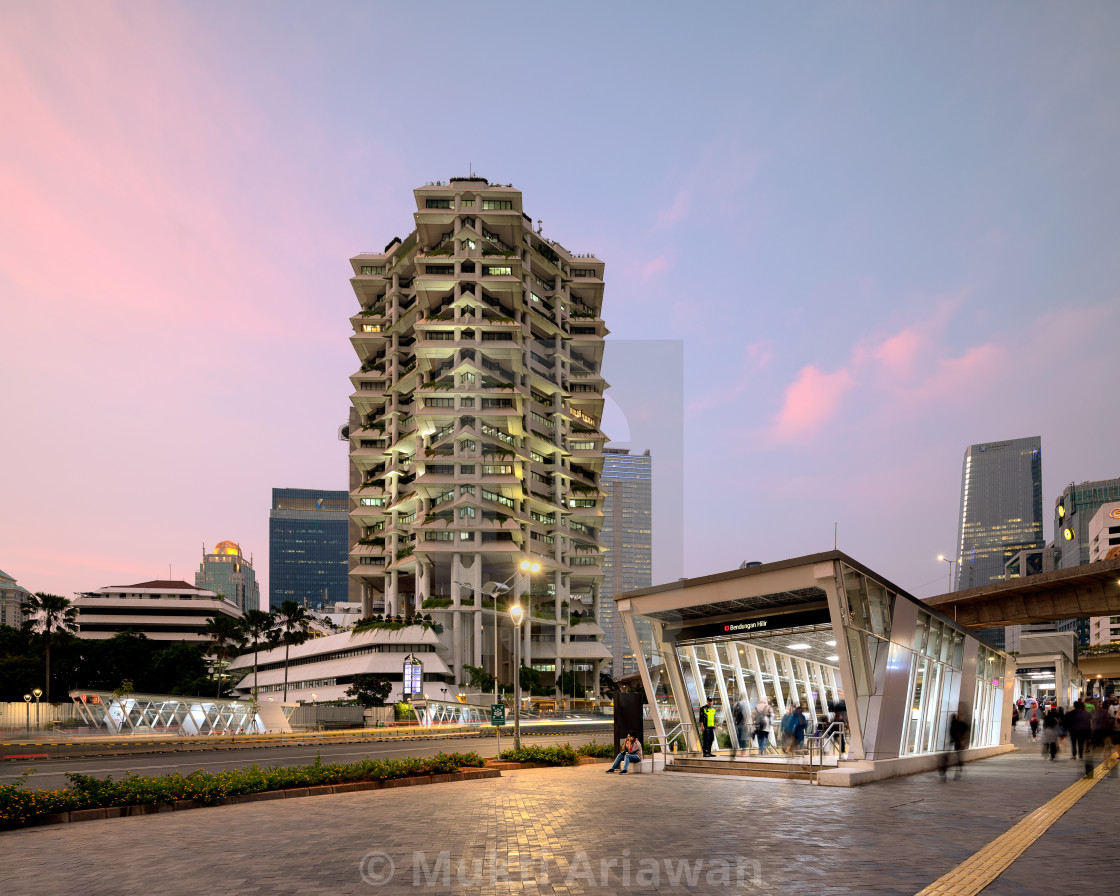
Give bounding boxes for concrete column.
[451,554,463,681]
[387,569,398,616]
[418,561,431,611]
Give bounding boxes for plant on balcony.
[421,597,453,609]
[351,613,444,636]
[395,546,415,561]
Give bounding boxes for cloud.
[656,189,691,227]
[641,253,672,278]
[768,364,854,442]
[687,340,774,417]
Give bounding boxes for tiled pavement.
[2,728,1114,896]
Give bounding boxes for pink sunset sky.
[2,2,1118,605]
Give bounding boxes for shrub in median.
[496,743,579,765]
[574,742,616,759]
[0,751,484,831]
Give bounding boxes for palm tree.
[274,601,312,702]
[203,615,244,698]
[25,593,79,703]
[238,609,276,699]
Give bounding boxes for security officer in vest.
[699,696,717,757]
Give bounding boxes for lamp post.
[23,694,32,737]
[510,603,524,750]
[32,688,42,731]
[937,555,957,593]
[484,559,541,705]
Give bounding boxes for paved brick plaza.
[2,729,1113,895]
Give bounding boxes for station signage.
[402,657,423,696]
[1016,666,1055,675]
[674,607,832,643]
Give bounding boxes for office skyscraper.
[269,488,349,610]
[195,541,260,613]
[346,177,610,698]
[955,436,1043,649]
[600,448,652,678]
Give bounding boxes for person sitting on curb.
[605,732,643,774]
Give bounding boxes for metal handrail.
[645,721,694,772]
[806,722,847,782]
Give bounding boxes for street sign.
[490,703,506,726]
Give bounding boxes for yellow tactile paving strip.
[915,750,1119,896]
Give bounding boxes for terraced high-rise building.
[346,177,611,699]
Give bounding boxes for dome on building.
[213,540,242,557]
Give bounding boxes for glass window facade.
[599,449,653,678]
[269,488,349,610]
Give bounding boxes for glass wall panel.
[921,662,943,752]
[904,654,927,754]
[865,578,894,638]
[926,618,943,661]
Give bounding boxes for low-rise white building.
[75,580,242,642]
[1013,632,1082,706]
[227,625,453,703]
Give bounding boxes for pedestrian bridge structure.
[924,556,1120,628]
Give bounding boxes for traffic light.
[1059,499,1074,541]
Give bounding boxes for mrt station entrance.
[616,552,1012,768]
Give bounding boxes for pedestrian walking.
[1065,701,1091,760]
[752,701,773,754]
[1041,711,1059,760]
[939,712,971,781]
[1028,705,1040,742]
[732,696,748,757]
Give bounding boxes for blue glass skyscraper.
[600,448,652,677]
[955,437,1043,649]
[269,488,349,610]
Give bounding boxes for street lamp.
[510,602,524,750]
[484,559,541,705]
[23,694,32,737]
[937,555,957,593]
[32,688,42,731]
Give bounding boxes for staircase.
[666,754,816,781]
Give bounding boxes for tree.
[89,630,155,691]
[111,678,134,733]
[237,610,276,699]
[345,674,393,707]
[519,664,543,695]
[462,664,495,692]
[273,601,312,702]
[24,593,78,702]
[559,670,586,699]
[204,615,244,697]
[148,641,208,695]
[599,670,618,699]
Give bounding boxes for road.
[0,730,610,791]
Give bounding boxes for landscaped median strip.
[0,752,491,831]
[37,768,501,827]
[0,742,618,831]
[914,751,1120,896]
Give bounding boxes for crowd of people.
[699,695,846,757]
[1013,695,1120,767]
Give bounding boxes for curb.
[7,768,501,831]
